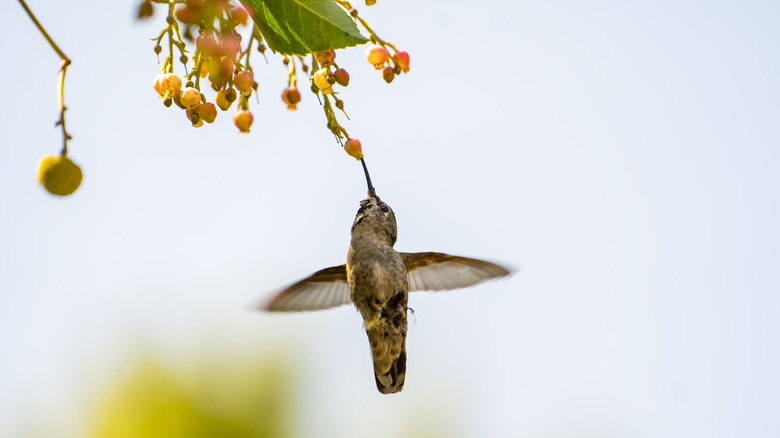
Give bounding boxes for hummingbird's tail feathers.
[367,291,408,394]
[374,343,406,394]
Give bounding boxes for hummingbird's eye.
[380,205,389,213]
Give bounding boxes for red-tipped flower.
[393,51,410,73]
[344,138,364,160]
[282,86,301,110]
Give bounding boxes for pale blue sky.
[1,1,779,437]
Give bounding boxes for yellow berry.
[37,155,83,196]
[180,87,201,109]
[313,68,333,94]
[215,90,232,111]
[196,102,217,123]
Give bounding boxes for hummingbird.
[261,159,511,394]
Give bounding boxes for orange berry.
[153,74,164,96]
[233,110,253,133]
[366,45,388,69]
[393,51,410,73]
[160,73,182,96]
[219,57,235,80]
[281,86,301,110]
[219,33,242,59]
[174,5,197,24]
[344,138,363,160]
[196,33,218,56]
[230,5,249,25]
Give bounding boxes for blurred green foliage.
[87,352,293,438]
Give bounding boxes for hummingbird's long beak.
[360,158,378,200]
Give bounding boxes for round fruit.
[282,86,301,110]
[38,155,83,196]
[197,102,218,123]
[334,68,350,86]
[233,110,254,133]
[234,70,254,95]
[313,68,333,94]
[344,138,363,160]
[180,87,201,109]
[215,90,232,111]
[382,66,395,83]
[366,45,389,69]
[394,51,410,73]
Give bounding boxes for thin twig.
[18,0,72,155]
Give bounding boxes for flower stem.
[18,0,73,155]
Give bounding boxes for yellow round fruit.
[38,155,83,196]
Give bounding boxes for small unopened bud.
[382,66,395,83]
[225,88,238,103]
[138,0,154,19]
[334,68,350,86]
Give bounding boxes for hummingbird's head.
[351,196,398,246]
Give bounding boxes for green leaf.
[247,0,369,55]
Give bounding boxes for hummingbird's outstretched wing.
[401,252,511,292]
[263,265,351,312]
